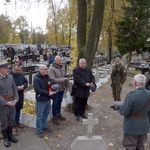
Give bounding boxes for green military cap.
[0,61,8,68]
[115,54,122,59]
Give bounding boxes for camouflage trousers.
[111,83,122,101]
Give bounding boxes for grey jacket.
[0,74,19,108]
[48,62,69,91]
[119,87,150,135]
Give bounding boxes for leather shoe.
[110,105,115,108]
[37,132,44,138]
[75,116,80,121]
[57,114,66,121]
[80,114,87,119]
[53,117,60,125]
[43,128,52,132]
[16,123,25,128]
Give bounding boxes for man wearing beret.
[0,61,19,147]
[110,54,126,109]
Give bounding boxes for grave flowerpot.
[20,113,52,128]
[20,113,36,128]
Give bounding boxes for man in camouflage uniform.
[0,62,19,147]
[144,65,150,90]
[110,54,126,109]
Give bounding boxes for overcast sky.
[0,0,49,31]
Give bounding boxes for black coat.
[72,66,95,98]
[10,71,28,110]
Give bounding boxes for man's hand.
[86,83,91,87]
[7,101,17,107]
[18,85,24,91]
[13,100,18,105]
[64,77,68,81]
[49,91,56,96]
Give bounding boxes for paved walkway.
[0,132,51,150]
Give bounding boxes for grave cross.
[83,113,98,138]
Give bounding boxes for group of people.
[0,53,150,149]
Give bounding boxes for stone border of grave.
[71,113,108,150]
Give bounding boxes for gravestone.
[94,71,100,83]
[71,113,108,150]
[102,69,107,78]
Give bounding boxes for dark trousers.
[52,90,64,117]
[74,97,88,116]
[14,108,21,124]
[122,133,147,150]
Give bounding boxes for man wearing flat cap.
[0,61,19,147]
[110,54,127,109]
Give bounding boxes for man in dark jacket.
[118,74,150,150]
[33,64,56,138]
[72,58,95,121]
[10,64,28,128]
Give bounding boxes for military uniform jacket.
[119,87,150,135]
[72,66,95,98]
[111,63,126,84]
[0,74,19,108]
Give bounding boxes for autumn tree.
[77,0,105,67]
[99,0,124,63]
[0,14,12,43]
[115,0,150,67]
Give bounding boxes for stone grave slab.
[71,113,108,150]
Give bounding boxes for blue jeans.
[36,101,51,133]
[52,91,64,117]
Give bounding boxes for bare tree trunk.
[68,20,72,47]
[107,0,114,64]
[85,0,105,67]
[127,51,132,69]
[77,0,87,64]
[51,0,58,46]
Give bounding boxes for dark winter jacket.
[10,71,28,109]
[33,73,52,102]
